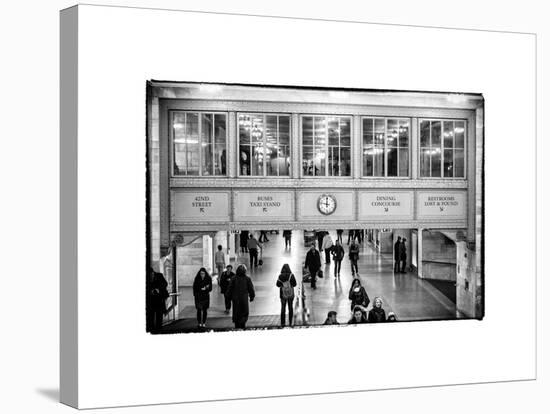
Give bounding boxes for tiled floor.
[166,230,458,331]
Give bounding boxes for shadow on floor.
[36,388,59,402]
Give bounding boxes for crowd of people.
[149,230,406,331]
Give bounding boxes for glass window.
[302,115,351,177]
[420,119,466,178]
[362,117,410,177]
[239,113,291,177]
[172,111,227,176]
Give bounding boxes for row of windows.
[170,111,466,179]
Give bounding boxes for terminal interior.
[159,228,465,332]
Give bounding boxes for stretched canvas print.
[60,4,536,409]
[145,81,485,334]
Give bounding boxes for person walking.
[259,230,269,243]
[214,244,226,278]
[305,243,322,289]
[348,278,370,312]
[393,236,402,273]
[276,264,297,327]
[239,230,249,253]
[323,311,339,325]
[347,229,355,245]
[192,267,213,328]
[227,264,255,329]
[348,306,368,324]
[349,239,360,276]
[219,264,235,314]
[282,229,292,249]
[331,239,345,277]
[316,230,326,252]
[336,229,343,243]
[321,232,334,264]
[368,297,387,323]
[399,237,407,273]
[247,233,261,267]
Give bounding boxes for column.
[411,117,418,179]
[291,113,300,179]
[228,111,237,178]
[417,228,423,278]
[352,115,361,179]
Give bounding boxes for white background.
[1,0,548,413]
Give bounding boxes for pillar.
[417,228,423,278]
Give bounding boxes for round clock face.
[317,194,337,215]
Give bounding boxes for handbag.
[318,269,324,278]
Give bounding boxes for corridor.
[161,230,457,332]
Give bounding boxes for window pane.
[279,116,290,145]
[374,118,385,145]
[373,147,384,176]
[328,146,339,176]
[420,147,431,177]
[314,147,326,176]
[399,120,409,147]
[431,121,441,146]
[399,148,409,177]
[302,117,313,146]
[251,142,263,176]
[214,114,226,175]
[314,117,326,147]
[455,121,465,148]
[443,149,454,177]
[420,120,430,147]
[363,148,373,176]
[328,117,339,146]
[340,118,351,146]
[265,116,278,176]
[431,148,441,177]
[455,149,465,177]
[387,119,398,148]
[239,146,251,176]
[215,144,225,175]
[340,147,351,176]
[443,121,454,149]
[186,113,199,175]
[278,144,290,176]
[251,115,264,143]
[303,146,314,176]
[201,114,213,175]
[173,112,186,175]
[363,118,373,146]
[239,114,251,144]
[387,147,398,176]
[214,114,226,144]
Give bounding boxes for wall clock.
[317,194,337,215]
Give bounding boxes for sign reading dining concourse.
[359,191,413,220]
[234,191,294,221]
[171,191,230,222]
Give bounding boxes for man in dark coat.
[304,244,321,289]
[394,236,402,273]
[399,237,408,273]
[147,269,169,333]
[227,264,255,329]
[219,264,235,314]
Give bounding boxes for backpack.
[279,274,294,299]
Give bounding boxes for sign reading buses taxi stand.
[234,191,294,221]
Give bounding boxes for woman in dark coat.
[148,269,169,332]
[368,297,387,323]
[227,264,255,329]
[192,267,212,328]
[348,278,370,312]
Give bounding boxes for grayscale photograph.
[145,81,485,334]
